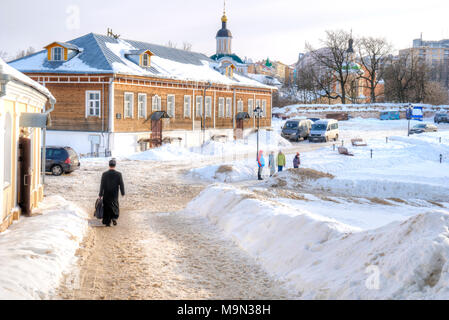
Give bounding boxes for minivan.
[308,119,339,143]
[281,119,313,142]
[44,146,80,176]
[434,113,449,124]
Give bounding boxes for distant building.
[400,37,449,66]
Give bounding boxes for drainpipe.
[233,88,236,130]
[41,96,56,185]
[108,78,115,156]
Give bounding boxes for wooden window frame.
[225,97,232,118]
[85,90,101,118]
[152,94,162,112]
[124,92,134,119]
[196,95,203,118]
[167,94,176,118]
[138,93,147,119]
[237,99,244,113]
[205,96,212,118]
[218,97,225,118]
[248,99,254,117]
[184,95,191,118]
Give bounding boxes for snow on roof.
[8,33,274,90]
[0,58,55,102]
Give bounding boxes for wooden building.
[0,58,55,232]
[9,33,275,156]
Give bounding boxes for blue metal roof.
[9,33,214,74]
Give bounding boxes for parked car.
[43,146,80,176]
[308,119,339,142]
[281,119,313,142]
[434,113,449,124]
[409,123,438,134]
[380,111,400,120]
[307,117,320,123]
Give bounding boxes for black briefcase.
[94,198,104,219]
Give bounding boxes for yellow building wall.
[1,98,44,232]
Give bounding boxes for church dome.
[216,14,232,38]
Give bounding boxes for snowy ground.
[5,116,449,300]
[0,196,87,299]
[181,117,449,299]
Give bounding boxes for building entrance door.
[18,136,32,216]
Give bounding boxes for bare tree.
[357,37,393,103]
[305,30,354,104]
[424,82,449,105]
[0,50,9,61]
[182,42,192,52]
[13,47,35,61]
[383,51,430,103]
[166,40,177,49]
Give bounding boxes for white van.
[308,119,339,143]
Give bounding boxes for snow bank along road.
[51,159,293,299]
[49,117,449,299]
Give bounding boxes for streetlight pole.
[202,82,212,145]
[254,105,261,161]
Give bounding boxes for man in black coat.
[99,159,125,227]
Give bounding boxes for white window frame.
[142,53,149,67]
[184,95,191,118]
[226,97,232,118]
[205,96,212,118]
[218,97,225,118]
[237,99,244,113]
[262,100,267,118]
[51,47,63,61]
[152,94,162,112]
[248,99,254,117]
[196,96,203,118]
[167,94,176,118]
[138,93,147,119]
[124,92,134,118]
[85,90,101,118]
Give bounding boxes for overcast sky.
[1,0,449,64]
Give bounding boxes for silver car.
[409,123,438,134]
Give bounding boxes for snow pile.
[127,144,202,161]
[127,129,291,162]
[188,163,257,183]
[185,185,449,299]
[0,196,88,300]
[275,103,449,116]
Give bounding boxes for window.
[218,97,225,118]
[205,96,212,118]
[142,53,150,67]
[138,94,147,119]
[3,112,12,186]
[184,95,191,118]
[248,99,254,117]
[237,99,244,113]
[51,47,63,61]
[226,97,232,118]
[124,92,134,118]
[261,100,267,117]
[152,95,161,112]
[254,99,261,117]
[167,95,175,118]
[196,96,203,117]
[85,91,101,117]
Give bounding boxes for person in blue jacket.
[257,150,265,180]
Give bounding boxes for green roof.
[210,53,244,64]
